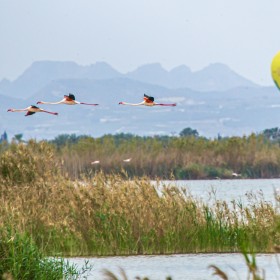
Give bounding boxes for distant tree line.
[48,127,201,148]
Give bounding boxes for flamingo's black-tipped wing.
[144,94,154,102]
[31,105,39,109]
[68,93,76,100]
[26,111,36,116]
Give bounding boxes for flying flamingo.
[123,158,132,162]
[119,94,176,107]
[7,105,58,116]
[37,93,99,106]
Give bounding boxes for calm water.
[69,253,280,280]
[160,178,280,206]
[69,179,280,279]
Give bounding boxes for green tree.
[13,134,24,143]
[179,127,199,138]
[262,127,280,140]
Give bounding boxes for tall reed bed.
[48,133,280,179]
[0,141,279,256]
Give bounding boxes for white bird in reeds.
[119,94,177,107]
[232,172,241,177]
[7,105,58,116]
[37,93,99,106]
[91,160,100,165]
[123,158,132,162]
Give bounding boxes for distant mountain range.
[0,60,278,141]
[0,61,258,99]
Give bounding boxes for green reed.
[0,228,92,279]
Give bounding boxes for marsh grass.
[0,141,279,257]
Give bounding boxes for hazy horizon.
[1,0,280,86]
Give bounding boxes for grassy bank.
[0,141,279,256]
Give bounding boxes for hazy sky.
[1,0,280,85]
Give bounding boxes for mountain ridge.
[0,60,258,99]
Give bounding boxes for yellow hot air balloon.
[271,51,280,90]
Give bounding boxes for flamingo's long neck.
[40,100,64,105]
[120,102,145,106]
[10,108,27,112]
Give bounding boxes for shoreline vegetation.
[0,135,279,278]
[50,130,280,180]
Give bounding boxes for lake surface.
[159,178,280,206]
[69,253,280,280]
[69,179,280,279]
